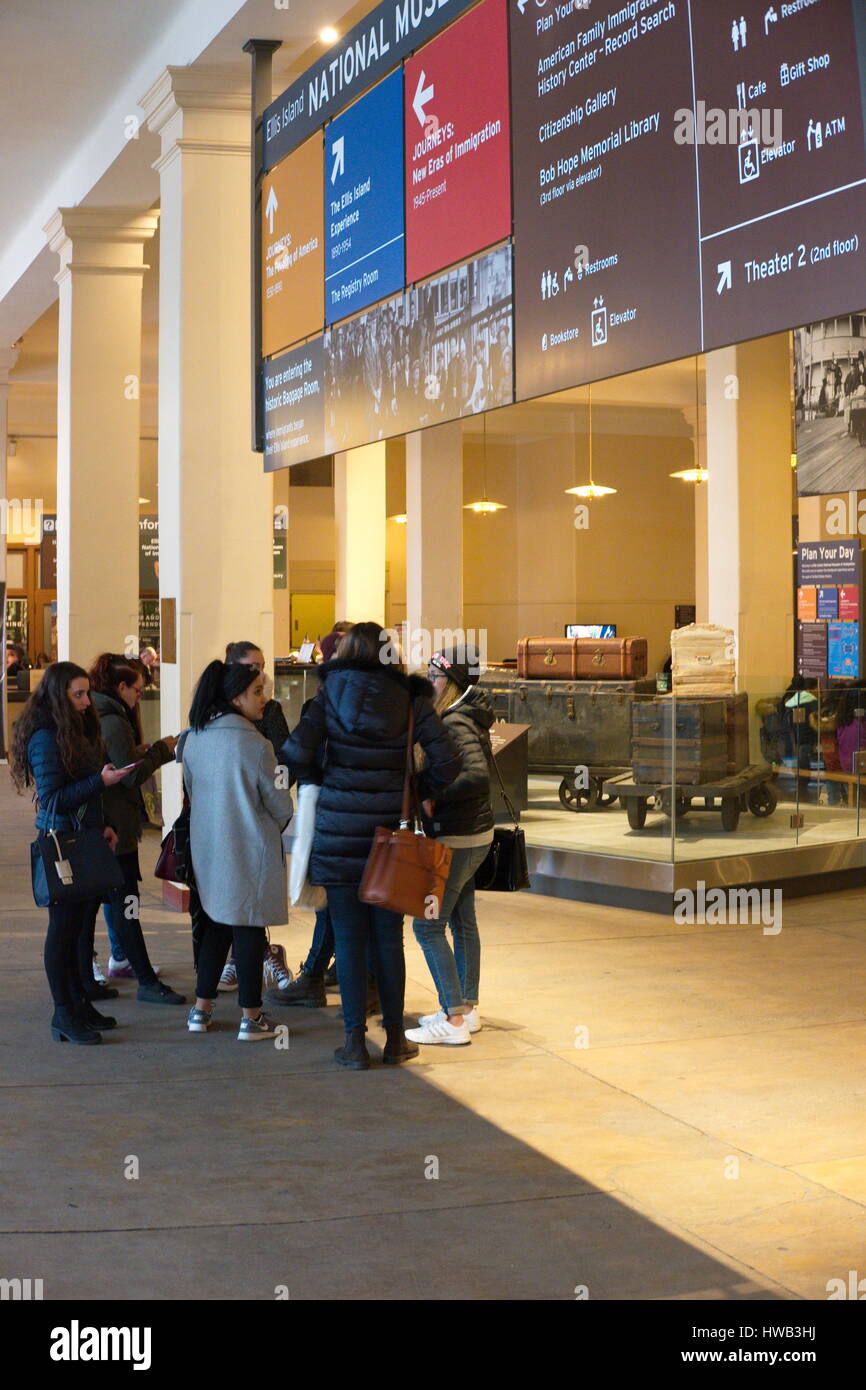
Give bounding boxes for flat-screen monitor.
[565,624,616,640]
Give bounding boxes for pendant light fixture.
[565,384,617,499]
[671,356,708,483]
[464,413,507,514]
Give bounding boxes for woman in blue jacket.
[9,663,129,1044]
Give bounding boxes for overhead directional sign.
[325,68,405,325]
[262,133,325,358]
[263,339,326,470]
[262,0,476,170]
[404,0,511,285]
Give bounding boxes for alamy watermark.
[673,881,782,935]
[379,626,488,673]
[0,497,43,544]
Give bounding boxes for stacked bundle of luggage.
[671,623,736,697]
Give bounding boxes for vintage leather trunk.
[517,636,648,681]
[632,698,728,784]
[479,672,656,771]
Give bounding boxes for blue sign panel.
[817,587,839,621]
[262,339,325,470]
[325,69,405,326]
[828,621,860,680]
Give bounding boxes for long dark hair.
[189,660,261,730]
[9,662,104,791]
[336,621,403,672]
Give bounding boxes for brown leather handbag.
[358,705,453,919]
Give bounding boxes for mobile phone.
[121,760,144,771]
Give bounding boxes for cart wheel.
[659,791,689,820]
[558,777,598,812]
[626,797,648,829]
[594,778,618,809]
[748,783,778,818]
[721,797,740,831]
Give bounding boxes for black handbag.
[474,739,530,893]
[154,792,193,885]
[31,802,124,908]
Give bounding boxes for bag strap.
[483,731,520,827]
[399,703,418,830]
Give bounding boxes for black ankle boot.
[51,1006,102,1045]
[77,997,117,1031]
[382,1027,419,1065]
[334,1026,371,1070]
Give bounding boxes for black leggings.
[195,910,267,1009]
[44,900,93,1006]
[79,851,159,987]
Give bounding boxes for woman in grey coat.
[180,660,293,1041]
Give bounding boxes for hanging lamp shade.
[464,415,507,513]
[563,384,617,499]
[671,357,708,483]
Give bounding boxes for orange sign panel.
[797,587,817,621]
[262,134,324,357]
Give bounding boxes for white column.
[406,421,463,648]
[44,209,157,663]
[334,442,386,624]
[141,67,274,818]
[705,334,794,691]
[0,346,20,758]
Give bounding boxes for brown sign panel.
[160,598,177,665]
[262,134,325,359]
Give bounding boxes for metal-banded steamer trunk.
[477,671,657,809]
[632,698,728,785]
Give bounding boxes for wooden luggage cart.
[602,764,778,832]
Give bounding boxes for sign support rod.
[243,38,281,454]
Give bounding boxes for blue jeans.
[302,908,335,977]
[326,886,404,1032]
[412,843,488,1016]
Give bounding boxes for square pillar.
[406,421,463,648]
[44,209,157,663]
[334,442,386,624]
[141,67,275,818]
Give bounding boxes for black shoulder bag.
[474,737,531,893]
[31,797,124,908]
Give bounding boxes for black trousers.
[79,851,159,988]
[44,899,94,1007]
[195,909,267,1009]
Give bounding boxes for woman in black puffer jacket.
[405,646,494,1049]
[281,622,461,1070]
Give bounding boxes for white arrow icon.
[716,260,733,294]
[265,185,278,235]
[413,70,434,127]
[517,0,528,11]
[331,136,345,185]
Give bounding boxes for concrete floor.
[2,776,866,1300]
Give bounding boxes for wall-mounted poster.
[828,621,860,679]
[139,515,159,592]
[795,310,866,495]
[797,621,828,679]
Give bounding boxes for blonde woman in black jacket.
[406,646,493,1048]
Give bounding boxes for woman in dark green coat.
[86,654,185,1005]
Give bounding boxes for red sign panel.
[404,0,510,285]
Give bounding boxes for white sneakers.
[405,1015,473,1046]
[417,1007,482,1035]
